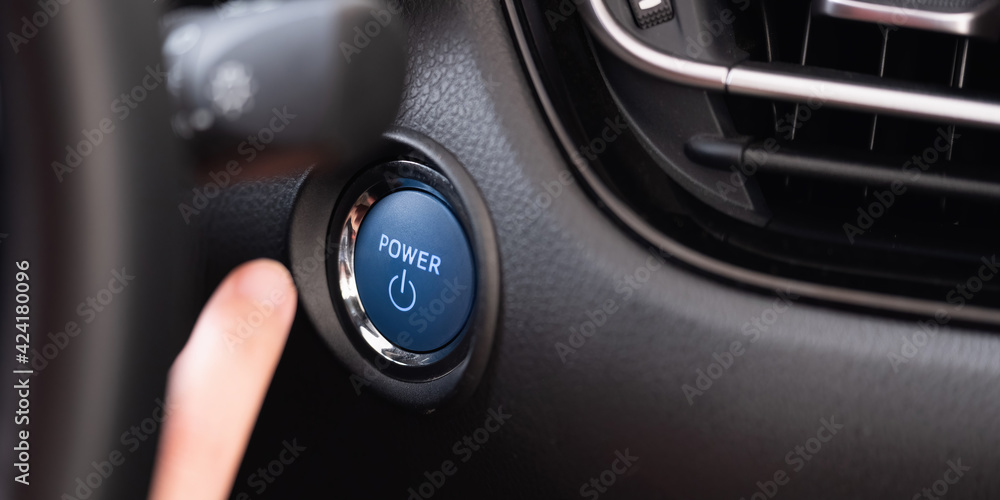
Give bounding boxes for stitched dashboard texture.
[207,1,1000,498]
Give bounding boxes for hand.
[147,259,298,500]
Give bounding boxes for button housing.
[333,160,483,370]
[353,189,476,352]
[290,128,499,409]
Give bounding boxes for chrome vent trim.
[584,0,1000,130]
[507,0,1000,326]
[815,0,1000,39]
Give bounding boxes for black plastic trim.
[686,135,1000,201]
[505,0,1000,325]
[288,128,501,411]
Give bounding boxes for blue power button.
[354,189,476,352]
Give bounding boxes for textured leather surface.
[200,172,309,293]
[205,1,1000,498]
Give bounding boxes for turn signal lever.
[161,0,406,160]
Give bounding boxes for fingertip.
[149,259,299,500]
[232,258,297,304]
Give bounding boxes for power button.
[353,189,476,352]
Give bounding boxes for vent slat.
[718,0,1000,274]
[869,29,890,151]
[790,13,813,141]
[946,39,970,160]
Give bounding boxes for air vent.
[693,0,1000,301]
[516,0,1000,317]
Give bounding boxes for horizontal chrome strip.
[816,0,1000,39]
[584,0,1000,130]
[508,0,1000,326]
[582,0,728,90]
[728,64,1000,129]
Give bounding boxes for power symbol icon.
[388,268,417,312]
